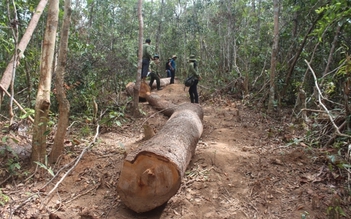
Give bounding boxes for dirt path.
[1,82,344,219]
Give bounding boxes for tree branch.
[304,59,350,139]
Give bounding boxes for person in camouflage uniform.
[142,39,153,80]
[187,55,200,103]
[149,54,162,90]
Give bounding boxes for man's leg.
[156,77,161,90]
[170,70,175,84]
[193,81,199,103]
[167,70,171,77]
[149,77,154,88]
[189,86,194,103]
[142,59,150,78]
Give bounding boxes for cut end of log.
[117,152,181,213]
[125,81,151,99]
[139,81,151,98]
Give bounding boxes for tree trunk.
[8,0,19,125]
[50,0,72,164]
[31,0,59,165]
[132,0,143,116]
[323,24,341,77]
[0,0,48,98]
[284,13,323,92]
[268,0,279,113]
[117,102,203,213]
[154,0,164,53]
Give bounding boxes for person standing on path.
[165,58,171,77]
[149,54,162,90]
[187,55,200,103]
[169,55,177,84]
[141,39,153,80]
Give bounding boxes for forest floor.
[0,80,350,219]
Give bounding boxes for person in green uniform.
[149,54,162,90]
[187,55,200,103]
[142,39,153,80]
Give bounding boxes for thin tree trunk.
[284,13,323,90]
[323,24,341,76]
[50,0,72,164]
[31,0,59,165]
[8,0,19,125]
[268,0,279,113]
[154,0,164,53]
[0,0,48,100]
[133,0,143,116]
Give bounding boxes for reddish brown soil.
[0,82,350,219]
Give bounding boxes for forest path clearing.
[2,81,337,219]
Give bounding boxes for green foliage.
[313,0,351,41]
[80,124,92,137]
[0,189,10,206]
[336,53,351,77]
[327,205,346,218]
[34,157,54,177]
[0,145,21,175]
[286,138,303,147]
[20,108,35,120]
[100,110,125,127]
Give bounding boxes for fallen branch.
[64,183,101,204]
[48,125,99,196]
[0,85,34,123]
[41,124,100,208]
[305,59,351,139]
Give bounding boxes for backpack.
[184,76,195,87]
[184,62,198,87]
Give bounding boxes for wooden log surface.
[126,81,150,99]
[126,78,171,98]
[117,102,203,213]
[145,93,177,117]
[150,77,171,88]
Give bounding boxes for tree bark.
[323,24,341,77]
[50,0,72,164]
[268,0,279,113]
[132,0,143,116]
[0,0,48,98]
[8,0,19,125]
[117,102,203,213]
[31,0,59,165]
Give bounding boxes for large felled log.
[117,103,203,213]
[150,77,171,88]
[125,78,171,98]
[145,93,177,117]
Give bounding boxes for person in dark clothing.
[165,58,171,77]
[141,39,153,80]
[169,55,177,84]
[187,55,200,103]
[149,55,162,90]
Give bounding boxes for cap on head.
[189,54,196,61]
[146,39,151,43]
[153,54,159,59]
[172,55,177,58]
